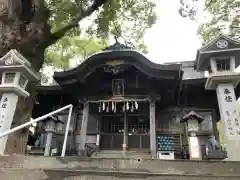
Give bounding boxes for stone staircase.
[1,155,240,179]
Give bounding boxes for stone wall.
[156,112,183,133]
[1,169,240,180]
[1,156,240,180]
[155,109,214,134]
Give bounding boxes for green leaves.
[86,0,157,46]
[45,36,107,68]
[95,0,156,52]
[179,0,239,44]
[46,0,80,32]
[198,0,240,44]
[44,0,157,67]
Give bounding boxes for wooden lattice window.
[216,58,230,71]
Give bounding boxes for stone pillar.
[188,132,202,160]
[44,120,55,156]
[79,102,89,156]
[149,100,156,158]
[0,93,18,155]
[194,33,240,161]
[0,50,39,155]
[216,83,240,161]
[122,112,128,153]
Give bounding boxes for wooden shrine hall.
[32,34,240,160]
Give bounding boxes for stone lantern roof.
[195,33,240,72]
[181,111,204,123]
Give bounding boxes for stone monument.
[195,33,240,161]
[0,50,40,155]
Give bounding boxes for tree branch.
[44,0,107,47]
[204,0,214,11]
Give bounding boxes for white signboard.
[0,93,18,154]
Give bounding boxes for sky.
[144,0,203,64]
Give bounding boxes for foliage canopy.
[44,0,157,68]
[179,0,240,44]
[198,0,239,44]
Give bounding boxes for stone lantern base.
[205,72,240,90]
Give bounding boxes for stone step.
[28,148,44,156]
[1,155,240,176]
[1,168,240,180]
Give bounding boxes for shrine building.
[31,34,240,160]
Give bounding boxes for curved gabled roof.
[54,43,182,85]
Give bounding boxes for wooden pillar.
[149,100,156,158]
[79,102,89,156]
[123,112,128,152]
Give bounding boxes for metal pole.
[0,104,73,138]
[61,105,73,157]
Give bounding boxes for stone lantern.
[0,50,40,155]
[195,33,240,161]
[181,111,204,160]
[44,115,64,156]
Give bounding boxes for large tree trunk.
[0,0,50,69]
[0,0,51,155]
[0,0,106,155]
